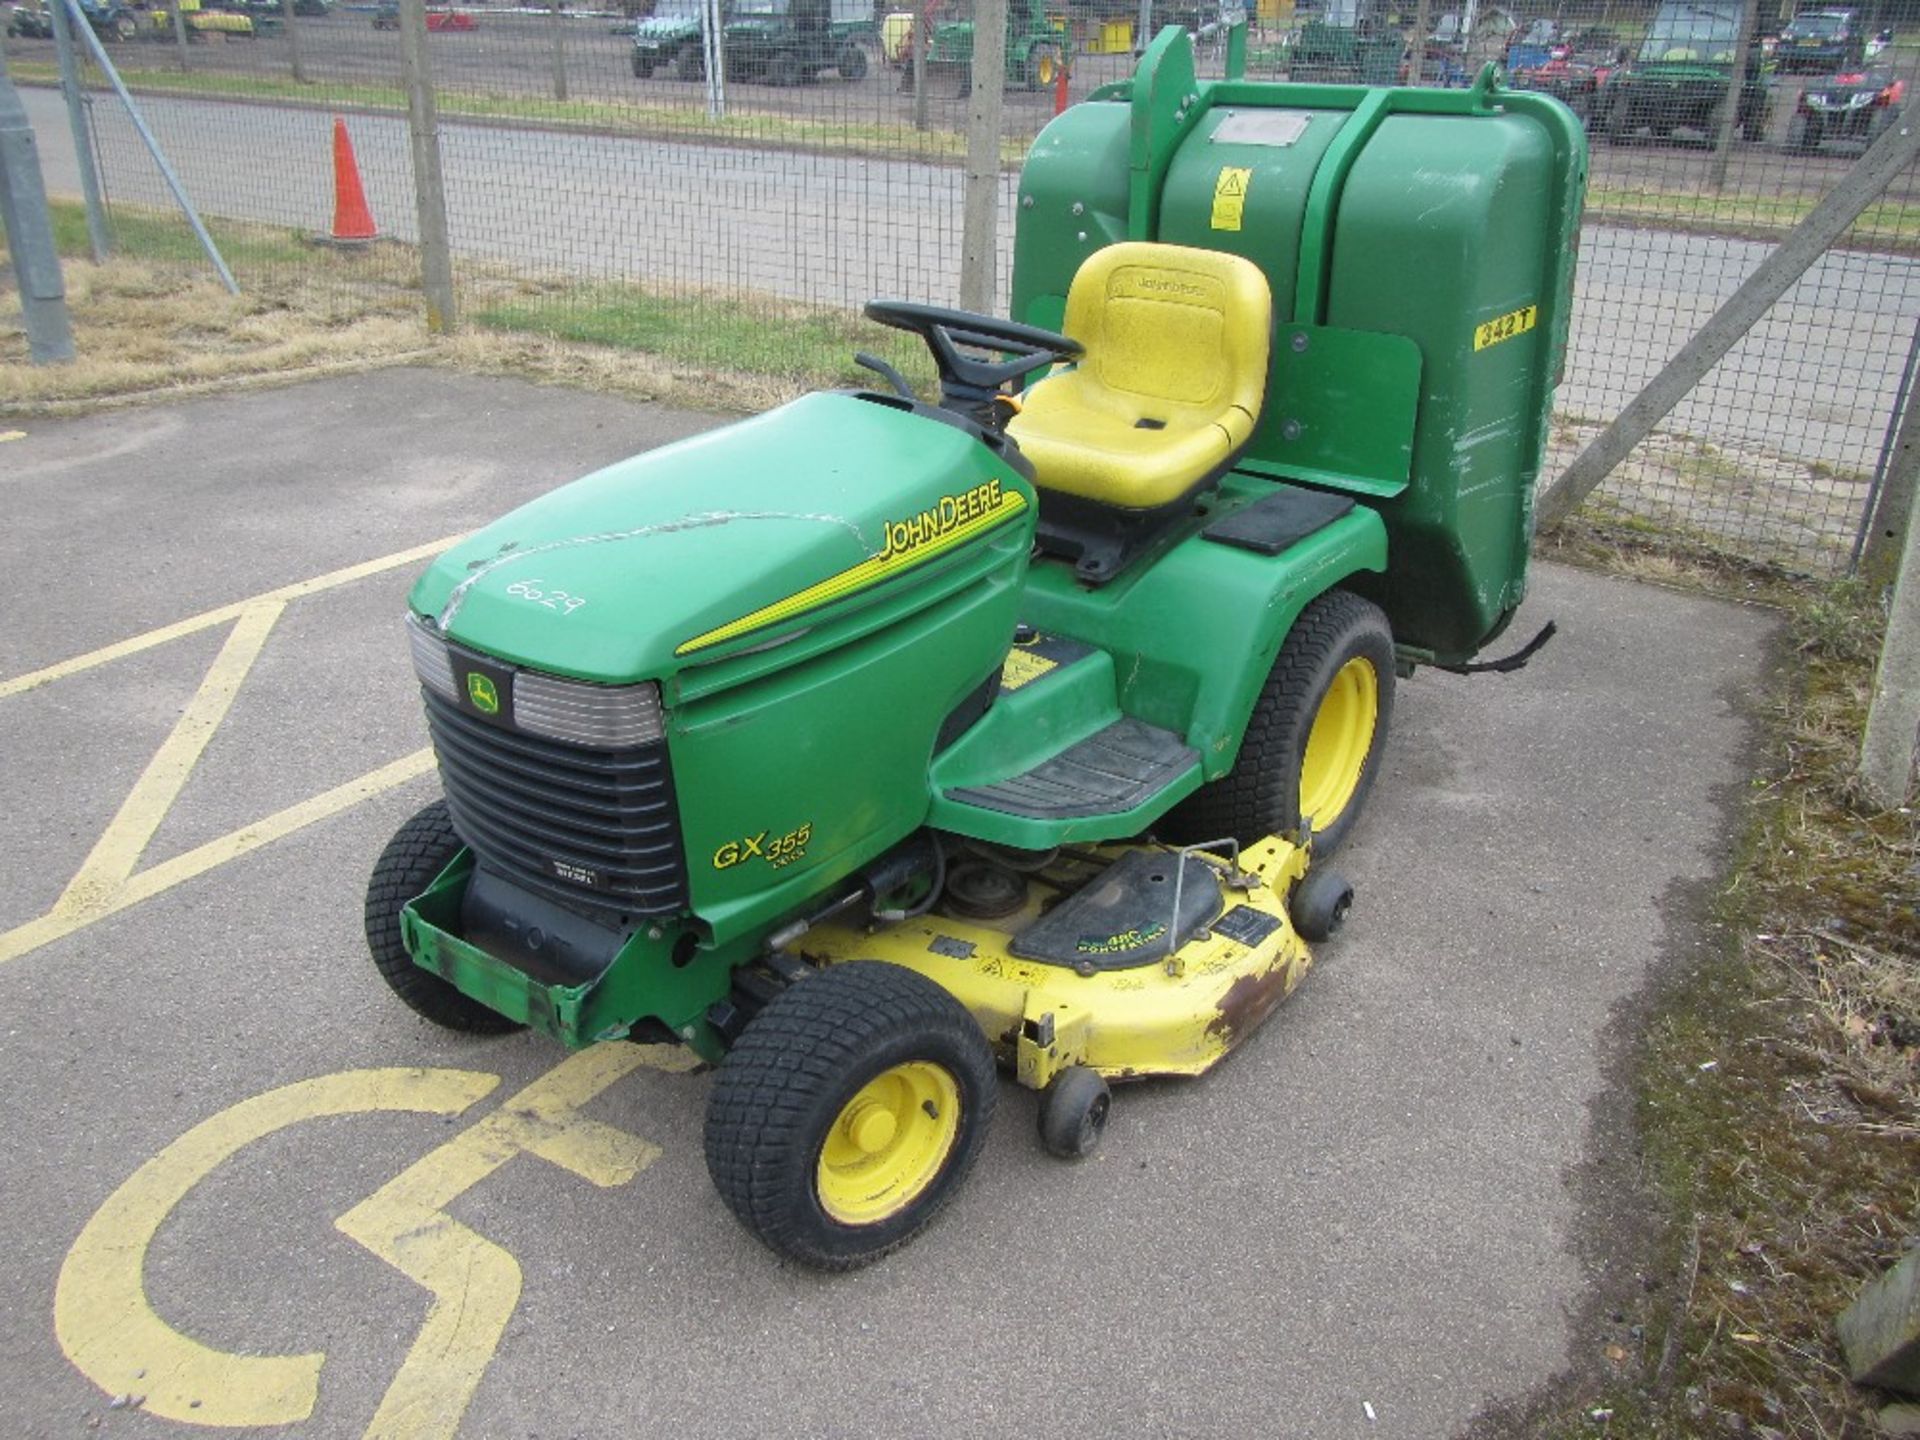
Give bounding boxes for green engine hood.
[409,391,1032,684]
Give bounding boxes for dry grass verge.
[1498,519,1920,1440]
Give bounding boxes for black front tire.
[364,801,524,1034]
[768,52,801,86]
[838,41,867,79]
[704,961,996,1270]
[675,42,703,79]
[632,53,653,77]
[1161,589,1394,859]
[1038,1066,1110,1159]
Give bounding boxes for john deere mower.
[364,30,1586,1269]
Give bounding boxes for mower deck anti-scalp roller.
[364,28,1589,1269]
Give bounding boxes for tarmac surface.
[0,367,1777,1439]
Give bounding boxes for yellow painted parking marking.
[56,602,283,918]
[0,533,469,967]
[0,429,25,442]
[0,748,436,966]
[56,1067,503,1427]
[57,1047,690,1436]
[339,1045,672,1440]
[0,533,464,701]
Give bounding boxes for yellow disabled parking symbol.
[55,1046,689,1437]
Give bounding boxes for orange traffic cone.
[329,115,378,245]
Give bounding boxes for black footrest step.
[944,716,1197,821]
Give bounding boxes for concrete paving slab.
[0,368,1775,1440]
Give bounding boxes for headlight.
[407,613,459,702]
[406,614,664,748]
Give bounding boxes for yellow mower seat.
[1007,242,1273,510]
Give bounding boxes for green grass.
[1586,181,1920,250]
[473,282,936,391]
[7,62,1039,166]
[49,196,320,269]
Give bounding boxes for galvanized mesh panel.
[15,0,1920,572]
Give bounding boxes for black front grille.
[422,688,689,918]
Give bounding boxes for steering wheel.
[863,300,1082,425]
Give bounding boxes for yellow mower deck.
[799,836,1313,1091]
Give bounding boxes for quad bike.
[365,31,1587,1270]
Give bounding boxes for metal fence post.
[171,2,191,70]
[61,0,238,293]
[1861,483,1920,805]
[0,45,76,363]
[701,0,724,121]
[47,0,109,261]
[283,0,307,83]
[959,0,1008,313]
[548,2,568,103]
[399,0,457,333]
[1706,0,1759,190]
[1860,370,1920,589]
[911,2,927,131]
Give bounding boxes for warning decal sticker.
[1210,166,1253,231]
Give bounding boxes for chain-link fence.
[11,0,1920,572]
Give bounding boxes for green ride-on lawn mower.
[364,28,1587,1269]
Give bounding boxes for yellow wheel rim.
[1299,657,1379,831]
[816,1062,961,1226]
[1037,53,1056,83]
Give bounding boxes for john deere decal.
[467,672,500,714]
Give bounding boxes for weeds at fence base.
[1546,420,1870,576]
[1494,518,1920,1440]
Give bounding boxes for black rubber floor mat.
[1202,486,1356,556]
[1009,849,1223,970]
[945,716,1197,820]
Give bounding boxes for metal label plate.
[1212,109,1316,147]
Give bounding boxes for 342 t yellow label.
[1474,304,1538,352]
[1211,166,1253,232]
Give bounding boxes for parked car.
[373,3,472,28]
[1776,7,1865,72]
[724,0,875,85]
[1596,0,1771,143]
[1505,24,1623,123]
[1789,65,1904,147]
[631,0,705,79]
[5,2,55,37]
[24,0,143,39]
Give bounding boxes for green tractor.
[366,30,1587,1270]
[904,0,1068,92]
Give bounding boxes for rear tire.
[364,801,524,1035]
[838,41,867,79]
[632,53,653,77]
[1160,589,1393,858]
[705,961,995,1270]
[675,42,703,79]
[769,52,801,86]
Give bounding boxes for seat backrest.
[1058,242,1272,434]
